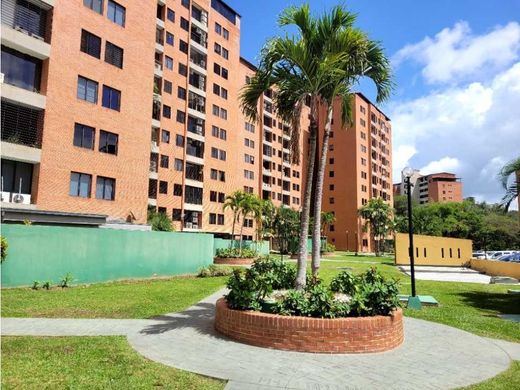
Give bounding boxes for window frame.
[101,85,121,111]
[73,123,95,150]
[96,175,116,200]
[69,171,92,198]
[99,130,118,155]
[80,29,101,59]
[107,0,125,27]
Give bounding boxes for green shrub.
[147,210,174,232]
[58,272,74,288]
[42,281,52,290]
[250,257,296,290]
[31,281,40,290]
[197,264,233,278]
[273,289,308,316]
[1,236,8,263]
[225,269,262,311]
[323,242,336,252]
[330,271,358,295]
[215,248,257,258]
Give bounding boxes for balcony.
[185,162,203,188]
[188,69,206,92]
[263,101,273,114]
[187,115,205,137]
[1,159,36,207]
[190,25,207,51]
[183,210,202,230]
[186,137,204,160]
[1,100,43,163]
[155,27,164,52]
[189,48,207,72]
[184,185,203,210]
[148,178,158,200]
[1,0,52,59]
[188,91,206,118]
[191,6,208,28]
[149,152,159,179]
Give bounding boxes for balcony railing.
[183,210,202,229]
[188,92,205,113]
[152,101,161,120]
[150,153,159,173]
[191,26,207,48]
[186,139,204,159]
[1,100,43,148]
[189,71,206,91]
[187,116,205,136]
[185,185,203,205]
[192,7,208,26]
[156,28,164,45]
[190,50,207,69]
[1,0,51,43]
[185,163,203,181]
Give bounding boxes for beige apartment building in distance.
[1,0,392,252]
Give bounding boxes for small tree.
[321,211,336,238]
[498,156,520,211]
[358,198,393,256]
[223,191,246,247]
[273,207,300,255]
[147,210,174,232]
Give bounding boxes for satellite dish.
[13,194,24,203]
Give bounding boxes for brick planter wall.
[215,298,404,353]
[213,257,257,265]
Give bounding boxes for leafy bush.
[197,264,233,278]
[58,273,74,288]
[147,210,174,232]
[273,289,308,316]
[249,257,296,290]
[225,269,263,311]
[32,280,40,290]
[323,242,336,252]
[330,271,358,295]
[42,281,52,290]
[215,248,257,258]
[1,236,7,263]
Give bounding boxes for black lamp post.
[402,167,418,301]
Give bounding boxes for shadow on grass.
[457,291,520,315]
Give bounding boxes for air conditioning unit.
[1,192,11,202]
[12,193,31,205]
[192,215,198,223]
[185,222,193,229]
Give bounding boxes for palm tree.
[359,198,393,256]
[223,191,246,248]
[238,193,257,254]
[241,5,387,289]
[320,211,336,238]
[498,156,520,211]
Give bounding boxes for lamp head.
[402,166,414,178]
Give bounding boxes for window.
[244,154,254,164]
[175,134,184,147]
[180,17,189,31]
[329,197,335,204]
[222,48,229,59]
[329,158,334,165]
[220,108,227,119]
[163,104,171,118]
[361,145,367,153]
[161,129,170,143]
[212,105,219,116]
[77,76,98,103]
[96,176,116,200]
[99,130,118,154]
[214,63,228,79]
[215,22,222,34]
[211,126,226,140]
[159,180,168,194]
[178,63,187,76]
[329,171,334,178]
[173,208,182,221]
[218,192,225,203]
[84,0,103,14]
[181,0,190,9]
[214,43,221,55]
[160,154,169,168]
[223,28,229,40]
[361,171,367,179]
[163,80,172,94]
[167,8,175,22]
[102,85,121,111]
[174,158,183,171]
[174,184,182,196]
[176,110,185,123]
[361,158,367,166]
[108,0,125,27]
[165,56,173,70]
[172,86,185,100]
[222,68,228,79]
[166,32,174,45]
[329,184,334,191]
[217,214,224,225]
[73,123,95,149]
[245,122,255,133]
[209,213,216,224]
[105,41,124,68]
[244,170,254,180]
[361,185,367,192]
[179,40,188,54]
[80,30,101,58]
[70,172,92,198]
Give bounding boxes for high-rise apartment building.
[1,0,391,252]
[320,93,393,251]
[394,171,463,204]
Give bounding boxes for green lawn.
[1,336,225,390]
[1,276,227,319]
[2,255,519,388]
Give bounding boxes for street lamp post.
[402,167,420,308]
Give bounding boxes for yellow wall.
[395,233,472,266]
[470,259,520,280]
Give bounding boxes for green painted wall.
[213,238,270,256]
[1,225,214,287]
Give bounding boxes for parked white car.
[490,251,516,259]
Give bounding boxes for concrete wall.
[470,259,520,280]
[1,225,214,287]
[395,233,472,266]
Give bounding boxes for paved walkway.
[399,266,493,284]
[2,289,520,390]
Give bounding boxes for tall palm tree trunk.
[295,103,318,290]
[311,105,334,276]
[239,213,245,255]
[231,212,236,248]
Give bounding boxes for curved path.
[2,289,518,390]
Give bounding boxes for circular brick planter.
[215,298,403,353]
[213,257,257,265]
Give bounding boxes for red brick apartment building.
[1,0,392,251]
[394,171,463,204]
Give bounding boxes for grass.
[459,362,520,389]
[1,276,228,319]
[1,336,225,390]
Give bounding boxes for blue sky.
[226,0,520,207]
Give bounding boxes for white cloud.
[390,62,520,206]
[392,21,520,84]
[420,157,461,175]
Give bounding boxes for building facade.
[1,0,391,252]
[394,171,463,204]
